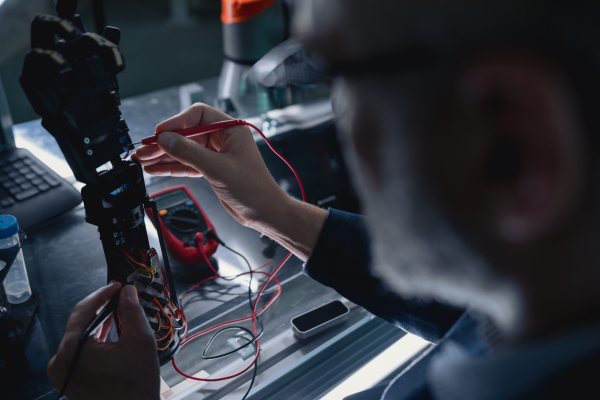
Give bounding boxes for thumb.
[117,285,155,342]
[157,131,217,177]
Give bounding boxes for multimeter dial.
[156,190,209,246]
[169,209,201,233]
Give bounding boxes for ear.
[460,54,589,244]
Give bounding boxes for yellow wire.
[154,298,174,349]
[123,250,146,268]
[124,250,155,282]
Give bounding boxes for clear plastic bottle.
[0,215,32,304]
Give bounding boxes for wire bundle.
[124,249,187,350]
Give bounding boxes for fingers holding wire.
[134,124,212,162]
[48,281,121,392]
[64,281,121,342]
[131,152,202,178]
[143,162,205,178]
[134,136,210,161]
[96,314,115,343]
[133,152,206,178]
[133,144,167,161]
[132,151,178,166]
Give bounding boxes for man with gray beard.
[47,1,600,399]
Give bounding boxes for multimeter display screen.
[155,190,189,209]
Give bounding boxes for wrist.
[250,193,328,261]
[249,189,297,233]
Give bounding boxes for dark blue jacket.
[304,209,464,344]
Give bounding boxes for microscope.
[19,0,182,364]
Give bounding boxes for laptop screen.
[0,75,15,153]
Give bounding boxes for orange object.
[159,209,168,217]
[221,0,275,24]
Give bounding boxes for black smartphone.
[291,300,350,339]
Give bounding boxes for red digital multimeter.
[146,185,218,266]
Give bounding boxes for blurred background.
[0,0,224,124]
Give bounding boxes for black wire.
[56,338,86,399]
[201,326,260,400]
[220,243,255,312]
[201,319,264,360]
[197,288,255,296]
[180,279,269,306]
[179,283,244,306]
[193,279,268,297]
[201,240,261,399]
[204,276,268,295]
[204,234,255,284]
[149,200,179,308]
[184,295,230,305]
[56,290,121,399]
[202,242,260,357]
[243,352,258,400]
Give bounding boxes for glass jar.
[0,215,32,304]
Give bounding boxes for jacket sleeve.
[304,208,464,344]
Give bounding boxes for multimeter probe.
[131,119,245,146]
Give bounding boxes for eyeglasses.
[324,44,438,78]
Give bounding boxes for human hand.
[133,103,289,230]
[47,283,160,400]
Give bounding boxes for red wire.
[171,236,285,382]
[124,250,155,284]
[171,120,304,382]
[180,269,279,304]
[171,268,282,381]
[180,274,281,343]
[204,256,220,276]
[178,258,274,302]
[256,259,273,271]
[242,122,306,203]
[252,253,290,312]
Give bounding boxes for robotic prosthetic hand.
[19,0,181,364]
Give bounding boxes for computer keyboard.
[0,153,61,205]
[0,148,81,231]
